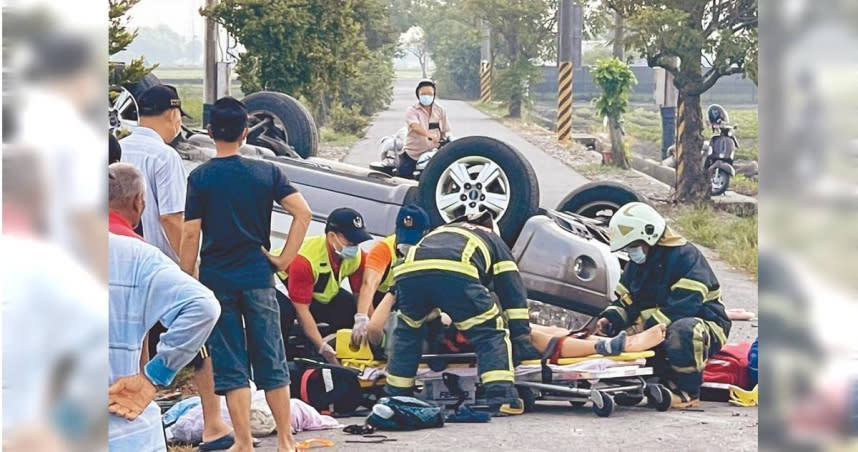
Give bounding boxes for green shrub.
[329,103,370,136]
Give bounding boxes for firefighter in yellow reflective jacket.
[385,211,537,415]
[596,202,732,408]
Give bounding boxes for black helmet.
[415,78,436,98]
[707,104,729,126]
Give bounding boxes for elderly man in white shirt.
[119,84,190,263]
[108,233,220,451]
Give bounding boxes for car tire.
[242,91,319,158]
[123,73,161,101]
[557,181,649,223]
[417,136,540,245]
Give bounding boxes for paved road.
[252,79,758,452]
[344,78,590,209]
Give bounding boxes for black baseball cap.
[395,204,430,246]
[209,96,248,130]
[326,207,372,244]
[137,85,191,118]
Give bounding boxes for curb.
[630,155,758,216]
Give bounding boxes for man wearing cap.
[350,205,431,347]
[384,212,538,416]
[120,84,191,263]
[180,96,312,452]
[275,208,373,364]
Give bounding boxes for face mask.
[627,246,647,264]
[419,95,434,106]
[333,234,359,259]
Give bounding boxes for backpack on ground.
[366,396,445,431]
[703,342,753,389]
[288,358,362,415]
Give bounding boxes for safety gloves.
[351,313,370,347]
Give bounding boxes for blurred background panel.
[759,0,858,449]
[3,0,108,451]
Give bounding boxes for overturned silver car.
[111,76,651,326]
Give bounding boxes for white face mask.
[627,246,647,264]
[419,94,435,107]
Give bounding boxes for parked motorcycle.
[703,104,739,196]
[370,125,452,179]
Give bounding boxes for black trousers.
[649,317,725,397]
[396,153,418,179]
[278,288,385,339]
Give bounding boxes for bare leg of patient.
[529,324,666,358]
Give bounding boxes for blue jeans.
[208,288,290,394]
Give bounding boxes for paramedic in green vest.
[276,208,372,364]
[350,205,431,347]
[596,202,732,409]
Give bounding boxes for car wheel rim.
[109,86,139,131]
[434,156,511,223]
[571,201,622,222]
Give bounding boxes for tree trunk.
[508,95,522,118]
[612,11,624,60]
[674,92,709,202]
[420,53,428,78]
[608,116,629,168]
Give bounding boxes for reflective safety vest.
[277,235,363,303]
[377,235,397,293]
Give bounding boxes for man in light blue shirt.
[108,233,220,451]
[120,85,189,263]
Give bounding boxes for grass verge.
[668,204,758,276]
[730,174,759,196]
[320,127,362,147]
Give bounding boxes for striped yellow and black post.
[556,61,574,143]
[674,99,686,192]
[479,61,492,104]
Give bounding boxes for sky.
[125,0,205,38]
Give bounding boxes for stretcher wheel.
[591,390,615,417]
[645,384,672,412]
[516,387,537,413]
[568,401,586,408]
[614,393,644,407]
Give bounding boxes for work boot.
[669,389,701,409]
[497,398,525,416]
[484,383,524,416]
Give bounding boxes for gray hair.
[108,163,145,208]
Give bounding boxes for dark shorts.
[207,287,290,395]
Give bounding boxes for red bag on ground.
[703,342,752,390]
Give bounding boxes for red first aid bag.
[703,342,752,390]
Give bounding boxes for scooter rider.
[384,211,539,415]
[596,202,732,408]
[398,79,450,179]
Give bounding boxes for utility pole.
[557,0,579,142]
[479,20,492,103]
[203,0,218,124]
[654,61,679,160]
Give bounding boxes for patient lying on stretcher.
[365,295,666,360]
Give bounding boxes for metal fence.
[531,65,758,107]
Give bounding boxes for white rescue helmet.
[608,202,666,252]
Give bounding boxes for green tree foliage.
[109,0,157,86]
[467,0,557,117]
[204,0,397,125]
[592,58,637,168]
[610,0,757,202]
[427,17,483,99]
